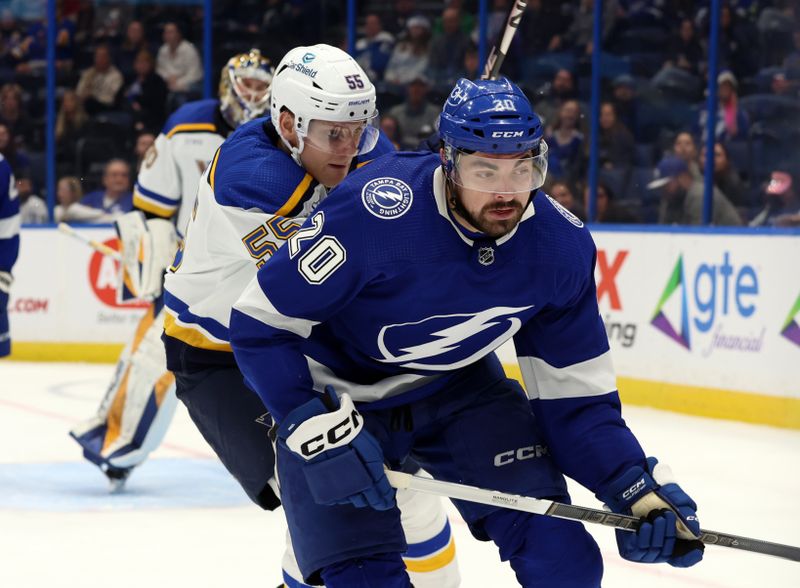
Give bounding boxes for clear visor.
[450,141,549,194]
[302,113,380,157]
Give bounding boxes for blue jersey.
[0,155,19,273]
[230,151,645,494]
[162,116,396,372]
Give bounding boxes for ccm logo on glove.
[623,478,647,500]
[286,393,364,459]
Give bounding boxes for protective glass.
[302,113,381,156]
[450,141,549,194]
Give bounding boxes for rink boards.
[6,225,800,429]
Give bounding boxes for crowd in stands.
[2,0,799,227]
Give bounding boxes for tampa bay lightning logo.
[546,195,584,228]
[361,177,413,219]
[375,306,534,370]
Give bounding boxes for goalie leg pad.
[70,303,176,472]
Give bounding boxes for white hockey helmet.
[270,44,379,162]
[219,49,274,128]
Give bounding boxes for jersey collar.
[432,166,536,247]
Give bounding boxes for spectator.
[610,74,640,141]
[387,75,440,150]
[428,7,471,96]
[92,6,126,47]
[0,123,29,176]
[533,68,577,129]
[55,89,88,167]
[770,70,797,98]
[750,171,800,227]
[17,174,47,224]
[557,0,617,55]
[12,8,76,74]
[783,29,800,74]
[545,99,585,182]
[666,18,703,77]
[519,0,568,58]
[133,131,156,172]
[597,101,635,170]
[384,0,418,38]
[672,131,702,180]
[79,158,133,219]
[649,155,742,226]
[549,179,587,221]
[355,13,395,81]
[458,44,480,81]
[384,15,431,89]
[379,114,402,150]
[56,175,114,223]
[716,4,758,79]
[76,44,124,115]
[700,142,748,207]
[0,83,33,147]
[125,50,168,133]
[698,70,749,142]
[585,182,639,223]
[156,22,202,95]
[117,20,150,81]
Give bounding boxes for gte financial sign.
[651,252,764,356]
[596,249,636,348]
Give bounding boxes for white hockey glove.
[115,211,178,302]
[0,270,11,294]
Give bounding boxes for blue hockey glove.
[277,386,395,511]
[598,457,704,567]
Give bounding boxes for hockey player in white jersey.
[69,49,275,489]
[162,45,460,588]
[229,77,705,586]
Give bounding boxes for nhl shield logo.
[478,246,495,266]
[361,177,413,219]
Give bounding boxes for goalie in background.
[69,49,275,491]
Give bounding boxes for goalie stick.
[385,469,800,563]
[58,222,122,261]
[481,0,529,80]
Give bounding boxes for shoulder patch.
[361,177,413,220]
[545,195,584,228]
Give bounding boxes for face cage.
[445,140,549,195]
[297,112,381,157]
[229,69,271,123]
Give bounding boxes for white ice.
[1,361,798,588]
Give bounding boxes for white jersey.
[133,99,232,234]
[162,117,396,366]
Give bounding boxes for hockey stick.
[481,0,529,80]
[385,469,800,563]
[57,222,122,261]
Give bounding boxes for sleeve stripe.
[208,148,221,191]
[275,173,313,217]
[234,277,319,338]
[166,123,217,138]
[0,213,20,238]
[518,351,617,400]
[134,191,178,218]
[134,182,178,206]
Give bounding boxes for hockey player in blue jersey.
[162,45,461,587]
[0,154,19,358]
[229,76,705,587]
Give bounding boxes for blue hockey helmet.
[438,77,543,154]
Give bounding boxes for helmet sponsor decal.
[361,177,413,220]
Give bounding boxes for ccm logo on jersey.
[622,477,647,500]
[286,394,364,460]
[491,130,524,138]
[494,444,549,466]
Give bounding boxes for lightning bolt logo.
[361,177,414,220]
[370,188,404,203]
[375,305,534,370]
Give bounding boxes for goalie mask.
[439,77,548,194]
[219,49,274,129]
[270,44,380,164]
